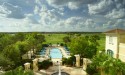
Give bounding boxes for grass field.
[43,33,105,50]
[43,34,67,44]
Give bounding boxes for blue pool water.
[50,48,62,58]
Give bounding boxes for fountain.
[51,61,69,75]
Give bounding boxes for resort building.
[105,29,125,62]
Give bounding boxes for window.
[109,36,113,44]
[107,49,113,57]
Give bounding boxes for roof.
[105,29,125,34]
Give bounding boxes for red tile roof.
[105,29,125,34]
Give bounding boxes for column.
[34,49,36,53]
[74,54,80,67]
[83,58,88,70]
[28,51,31,59]
[32,58,38,71]
[24,63,30,71]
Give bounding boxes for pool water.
[50,48,62,58]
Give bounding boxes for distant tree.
[63,36,71,44]
[12,33,26,43]
[67,33,74,38]
[75,33,81,36]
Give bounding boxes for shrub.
[86,65,98,75]
[38,60,53,70]
[60,43,64,46]
[42,44,49,47]
[62,56,76,66]
[62,58,67,65]
[4,66,34,75]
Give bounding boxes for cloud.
[0,0,125,32]
[3,3,25,19]
[88,0,125,19]
[39,9,60,26]
[0,0,37,19]
[0,4,11,17]
[105,8,125,19]
[24,14,39,24]
[47,0,68,7]
[84,19,95,28]
[46,0,95,10]
[88,0,114,15]
[103,19,125,30]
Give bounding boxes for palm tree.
[91,53,125,75]
[103,58,125,75]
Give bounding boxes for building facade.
[105,29,125,62]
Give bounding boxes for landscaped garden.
[1,32,124,75]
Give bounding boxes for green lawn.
[43,34,67,44]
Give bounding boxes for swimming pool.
[50,48,62,58]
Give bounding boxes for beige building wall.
[105,34,118,58]
[119,43,125,62]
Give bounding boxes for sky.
[0,0,125,32]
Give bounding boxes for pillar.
[32,58,38,71]
[83,58,88,70]
[24,63,30,71]
[28,51,31,59]
[34,49,36,53]
[75,54,80,67]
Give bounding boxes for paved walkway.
[35,66,87,75]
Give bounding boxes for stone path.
[35,66,87,75]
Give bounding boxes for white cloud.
[46,0,95,10]
[34,5,40,14]
[47,0,67,7]
[88,0,114,15]
[68,2,81,10]
[84,19,95,28]
[103,19,125,30]
[0,3,11,17]
[39,9,60,26]
[88,0,125,19]
[0,0,125,32]
[105,8,125,19]
[0,2,25,19]
[114,19,125,28]
[24,14,39,24]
